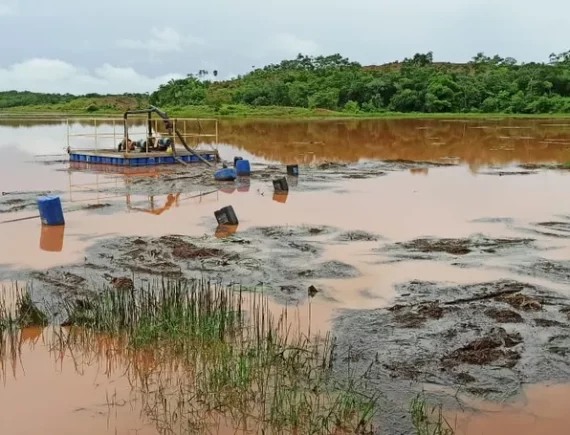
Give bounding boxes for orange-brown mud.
[2,118,570,434]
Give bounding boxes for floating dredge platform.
[68,149,218,166]
[66,107,219,168]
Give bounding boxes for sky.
[0,0,568,95]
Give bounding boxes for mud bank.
[377,234,538,267]
[514,258,570,284]
[14,225,381,311]
[332,278,570,433]
[78,158,457,198]
[519,163,570,171]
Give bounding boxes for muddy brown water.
[1,118,570,434]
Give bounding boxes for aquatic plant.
[3,279,378,434]
[410,395,454,435]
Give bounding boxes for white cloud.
[270,33,320,56]
[0,58,183,94]
[117,27,205,54]
[0,3,15,16]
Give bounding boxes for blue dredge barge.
[66,106,219,167]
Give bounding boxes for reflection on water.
[0,327,158,435]
[451,383,570,435]
[39,225,65,252]
[272,192,289,204]
[218,118,570,168]
[214,224,238,239]
[2,118,570,167]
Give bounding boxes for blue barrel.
[37,195,65,226]
[214,168,237,181]
[236,159,251,176]
[287,164,299,176]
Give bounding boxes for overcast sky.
[0,0,568,94]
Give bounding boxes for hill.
[2,51,570,117]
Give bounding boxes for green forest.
[2,51,570,116]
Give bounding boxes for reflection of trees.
[218,119,570,165]
[3,118,570,166]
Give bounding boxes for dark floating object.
[234,156,243,167]
[287,164,299,176]
[273,177,289,193]
[308,285,319,297]
[215,205,239,226]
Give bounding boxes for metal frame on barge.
[66,106,220,167]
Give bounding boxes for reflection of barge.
[66,107,219,167]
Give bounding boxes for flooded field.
[1,117,570,434]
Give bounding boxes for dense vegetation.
[2,51,570,116]
[0,91,148,112]
[151,51,570,114]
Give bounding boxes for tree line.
[2,51,570,114]
[150,51,570,114]
[0,91,147,110]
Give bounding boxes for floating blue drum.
[214,168,237,181]
[287,164,299,176]
[235,159,251,176]
[37,195,65,226]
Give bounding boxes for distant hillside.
[2,51,570,116]
[149,51,570,115]
[0,91,148,113]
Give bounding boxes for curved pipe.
[123,107,213,166]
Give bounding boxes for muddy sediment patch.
[334,230,382,242]
[519,163,570,171]
[332,278,570,432]
[479,170,537,176]
[159,235,225,259]
[484,308,524,323]
[536,221,570,233]
[470,217,515,225]
[442,328,522,367]
[378,234,535,263]
[379,159,457,168]
[19,225,363,304]
[515,258,570,284]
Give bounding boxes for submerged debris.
[308,285,319,297]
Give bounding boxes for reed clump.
[3,279,377,434]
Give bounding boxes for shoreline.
[2,106,570,121]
